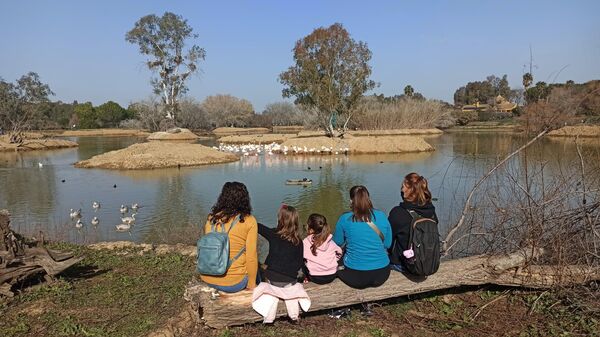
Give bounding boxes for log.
[184,249,600,328]
[0,210,83,296]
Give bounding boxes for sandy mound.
[272,126,304,133]
[279,135,434,154]
[75,142,238,169]
[548,125,600,137]
[147,128,199,141]
[212,127,270,136]
[218,133,296,144]
[0,138,78,152]
[349,128,443,136]
[61,129,150,137]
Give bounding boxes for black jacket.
[388,201,438,265]
[258,223,303,283]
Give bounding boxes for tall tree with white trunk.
[126,12,205,123]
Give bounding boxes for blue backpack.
[197,215,246,276]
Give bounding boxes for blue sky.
[1,1,599,111]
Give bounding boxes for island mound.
[212,127,270,136]
[75,142,238,169]
[60,129,150,137]
[146,128,200,141]
[548,125,600,138]
[0,135,78,152]
[278,135,434,154]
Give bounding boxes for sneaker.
[360,303,374,316]
[328,308,351,319]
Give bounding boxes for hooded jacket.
[302,234,342,276]
[388,201,438,265]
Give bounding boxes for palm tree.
[522,73,533,90]
[404,85,414,97]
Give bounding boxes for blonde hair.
[276,204,301,245]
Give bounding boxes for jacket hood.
[400,201,436,219]
[310,234,334,252]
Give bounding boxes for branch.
[442,128,550,255]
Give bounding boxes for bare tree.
[201,94,254,127]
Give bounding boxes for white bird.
[69,208,81,219]
[115,223,132,232]
[38,162,43,168]
[131,203,139,212]
[120,205,128,214]
[91,217,99,226]
[75,219,84,229]
[92,201,100,211]
[121,213,136,224]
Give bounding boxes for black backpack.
[403,210,440,276]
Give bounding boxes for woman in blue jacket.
[333,185,392,289]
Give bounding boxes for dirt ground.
[548,125,600,137]
[278,135,434,154]
[212,127,270,136]
[59,129,151,137]
[74,141,238,169]
[218,133,297,144]
[0,138,78,152]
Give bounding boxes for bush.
[119,119,143,129]
[351,97,453,130]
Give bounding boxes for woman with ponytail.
[332,185,392,290]
[388,173,438,272]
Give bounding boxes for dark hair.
[403,173,432,206]
[350,185,374,222]
[307,213,330,256]
[210,182,252,224]
[276,204,301,245]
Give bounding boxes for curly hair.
[210,182,252,223]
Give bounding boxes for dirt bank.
[60,128,150,137]
[548,125,600,137]
[349,128,443,136]
[0,138,78,152]
[272,125,304,133]
[74,141,238,169]
[212,127,270,136]
[279,135,434,154]
[146,128,200,141]
[218,133,296,144]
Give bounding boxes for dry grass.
[352,98,454,130]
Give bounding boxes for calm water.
[1,132,599,245]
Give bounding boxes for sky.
[1,1,599,111]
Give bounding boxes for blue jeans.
[206,275,248,293]
[389,263,405,273]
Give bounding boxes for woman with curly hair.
[200,182,258,293]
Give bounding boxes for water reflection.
[0,132,599,245]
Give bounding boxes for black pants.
[302,265,337,285]
[337,266,390,289]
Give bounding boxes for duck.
[69,208,81,219]
[91,217,99,226]
[121,214,136,224]
[75,219,84,229]
[131,203,139,212]
[120,204,128,214]
[115,223,132,232]
[38,162,43,168]
[92,201,101,211]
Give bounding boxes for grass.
[1,243,598,337]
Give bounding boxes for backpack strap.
[407,210,418,249]
[225,215,241,233]
[225,215,244,268]
[366,221,384,242]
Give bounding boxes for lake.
[1,131,598,245]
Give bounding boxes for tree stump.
[0,209,83,297]
[184,249,600,328]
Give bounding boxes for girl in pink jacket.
[302,214,342,284]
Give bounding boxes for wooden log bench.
[184,249,600,328]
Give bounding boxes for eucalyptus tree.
[0,72,53,141]
[126,12,205,123]
[279,23,377,137]
[404,85,414,97]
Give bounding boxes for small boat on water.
[286,178,312,186]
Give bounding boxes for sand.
[74,142,238,170]
[0,137,78,152]
[218,133,296,144]
[278,135,434,154]
[212,127,270,136]
[146,128,200,141]
[547,125,600,138]
[60,129,150,137]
